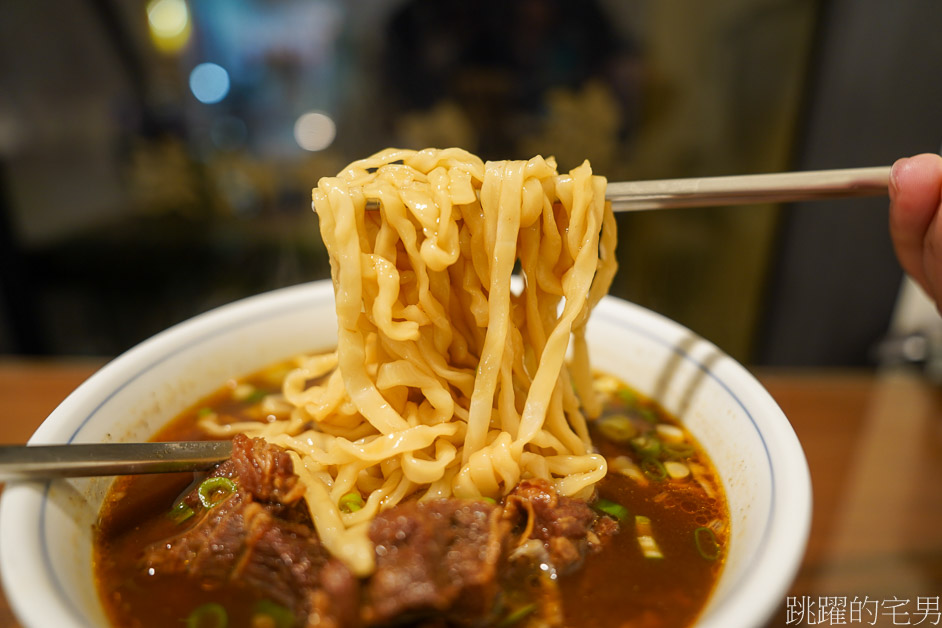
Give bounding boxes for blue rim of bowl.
[25,284,788,626]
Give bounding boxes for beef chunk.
[591,513,620,546]
[504,479,608,573]
[143,435,357,627]
[363,499,509,625]
[206,434,305,506]
[312,558,361,628]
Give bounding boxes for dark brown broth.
[560,389,727,627]
[94,363,727,628]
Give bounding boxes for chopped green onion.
[232,383,256,401]
[635,515,664,559]
[663,461,690,480]
[186,602,227,628]
[655,423,685,442]
[197,477,237,509]
[635,515,653,534]
[638,535,664,559]
[617,387,637,405]
[245,388,268,404]
[197,407,214,418]
[597,414,638,443]
[168,501,195,524]
[481,496,497,505]
[497,603,538,627]
[630,434,662,457]
[694,526,721,560]
[593,375,620,394]
[593,498,629,521]
[639,407,659,424]
[339,492,364,513]
[253,600,294,628]
[663,442,695,459]
[610,455,646,483]
[641,458,667,481]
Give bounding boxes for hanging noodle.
[200,147,617,576]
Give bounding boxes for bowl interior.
[0,281,810,628]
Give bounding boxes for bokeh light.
[189,63,230,104]
[293,111,336,152]
[146,0,190,53]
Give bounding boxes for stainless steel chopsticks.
[0,441,233,481]
[605,166,891,212]
[361,166,891,212]
[362,166,891,212]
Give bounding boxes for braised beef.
[504,478,612,573]
[142,435,357,626]
[363,499,509,625]
[312,558,361,628]
[202,433,305,507]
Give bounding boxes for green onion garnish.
[481,496,497,505]
[639,407,659,423]
[694,526,721,560]
[635,515,664,559]
[593,498,629,521]
[617,388,637,406]
[597,415,638,443]
[640,458,667,481]
[339,492,365,513]
[630,434,662,457]
[197,407,214,418]
[197,477,237,509]
[253,600,294,628]
[245,389,268,404]
[497,603,538,627]
[663,442,695,459]
[186,602,227,628]
[168,501,195,524]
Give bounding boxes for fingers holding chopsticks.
[889,153,942,305]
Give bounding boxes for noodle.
[200,147,617,575]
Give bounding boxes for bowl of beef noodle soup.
[0,150,811,628]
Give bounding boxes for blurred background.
[1,0,941,367]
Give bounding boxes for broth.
[94,361,727,628]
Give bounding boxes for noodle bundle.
[202,147,617,575]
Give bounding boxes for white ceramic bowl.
[0,281,811,627]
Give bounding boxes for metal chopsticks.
[604,166,891,212]
[0,441,233,481]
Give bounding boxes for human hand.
[889,153,942,305]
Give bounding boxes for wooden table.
[0,359,941,627]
